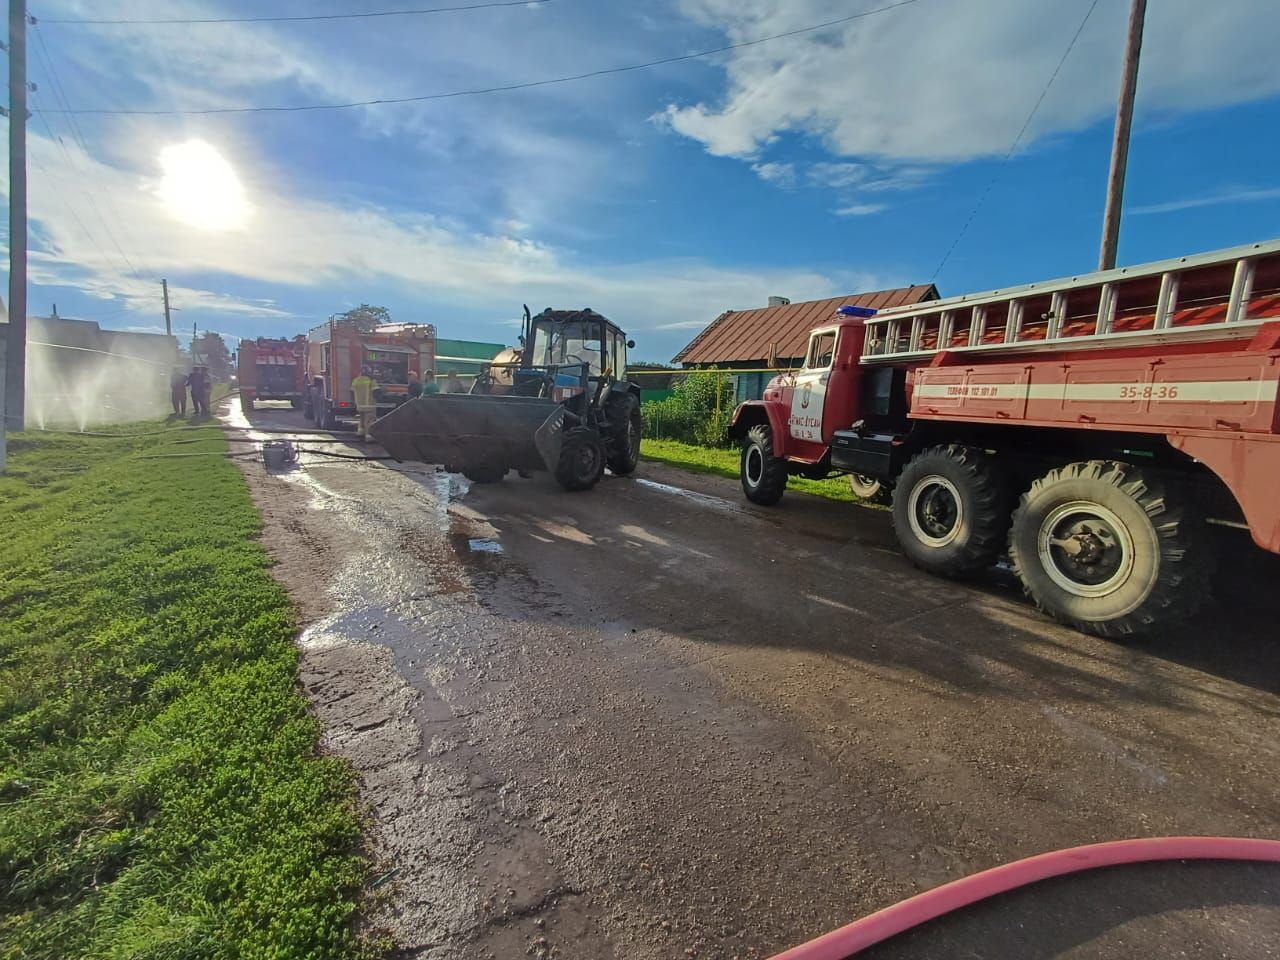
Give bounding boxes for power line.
[29,25,149,283]
[41,0,922,116]
[39,0,559,26]
[929,0,1102,283]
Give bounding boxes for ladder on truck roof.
[860,238,1280,364]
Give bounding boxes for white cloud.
[1130,186,1280,216]
[663,0,1280,163]
[751,161,796,188]
[834,203,886,217]
[12,129,872,343]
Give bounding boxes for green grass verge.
[0,425,372,960]
[640,438,860,503]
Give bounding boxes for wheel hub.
[1038,502,1134,598]
[907,475,964,547]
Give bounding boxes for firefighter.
[351,365,379,441]
[170,366,188,416]
[188,366,208,417]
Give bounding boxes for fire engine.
[730,239,1280,637]
[237,336,307,410]
[303,320,436,429]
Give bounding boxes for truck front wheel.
[555,427,607,491]
[741,424,788,505]
[892,445,1009,577]
[1008,461,1208,638]
[849,473,891,505]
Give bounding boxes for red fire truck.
[303,320,436,429]
[238,336,307,410]
[730,239,1280,637]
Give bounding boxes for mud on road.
[229,401,1280,960]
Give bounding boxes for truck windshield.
[530,320,603,375]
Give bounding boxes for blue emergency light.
[837,305,878,318]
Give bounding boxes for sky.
[2,0,1278,363]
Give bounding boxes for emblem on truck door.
[800,383,812,409]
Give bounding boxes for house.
[672,286,939,403]
[435,337,506,380]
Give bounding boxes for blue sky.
[3,0,1279,362]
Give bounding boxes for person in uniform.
[351,366,379,441]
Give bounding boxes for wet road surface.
[231,400,1280,960]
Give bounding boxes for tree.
[191,332,233,382]
[336,304,391,333]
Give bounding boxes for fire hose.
[768,837,1280,960]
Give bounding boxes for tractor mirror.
[626,339,635,349]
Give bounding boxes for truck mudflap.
[368,393,565,474]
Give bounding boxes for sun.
[157,139,251,231]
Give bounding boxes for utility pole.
[1099,0,1147,271]
[3,0,29,472]
[162,278,172,336]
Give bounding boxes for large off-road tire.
[740,423,788,506]
[555,427,607,491]
[463,465,507,484]
[302,390,315,421]
[849,473,892,505]
[606,395,642,475]
[892,444,1010,577]
[1008,461,1209,639]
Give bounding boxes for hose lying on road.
[768,837,1280,960]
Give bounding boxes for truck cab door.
[789,329,837,443]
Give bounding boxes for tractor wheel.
[740,423,788,506]
[849,473,892,505]
[555,428,607,491]
[463,465,507,484]
[1008,461,1209,639]
[892,444,1010,577]
[606,396,642,475]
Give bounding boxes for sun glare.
[157,140,251,231]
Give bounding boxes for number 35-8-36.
[1120,384,1179,400]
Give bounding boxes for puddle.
[468,538,504,555]
[635,477,746,515]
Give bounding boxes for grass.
[0,424,372,960]
[640,438,865,503]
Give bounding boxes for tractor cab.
[514,308,634,399]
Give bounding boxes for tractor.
[370,306,642,492]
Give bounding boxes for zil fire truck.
[730,239,1280,637]
[237,336,307,410]
[303,320,436,429]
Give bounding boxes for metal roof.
[672,285,939,365]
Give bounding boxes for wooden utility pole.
[3,0,29,471]
[1099,0,1147,271]
[162,278,172,335]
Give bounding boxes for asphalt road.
[232,400,1280,960]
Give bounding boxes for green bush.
[642,370,735,447]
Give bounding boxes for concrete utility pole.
[162,278,172,335]
[1099,0,1147,271]
[3,0,29,473]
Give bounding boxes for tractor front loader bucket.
[369,393,564,475]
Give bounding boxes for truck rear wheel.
[555,427,606,491]
[892,445,1009,577]
[849,473,891,505]
[741,423,788,505]
[1008,461,1208,638]
[606,396,642,475]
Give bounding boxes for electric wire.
[42,1,922,116]
[30,24,150,286]
[928,0,1102,283]
[40,0,559,26]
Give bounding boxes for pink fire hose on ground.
[768,837,1280,960]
